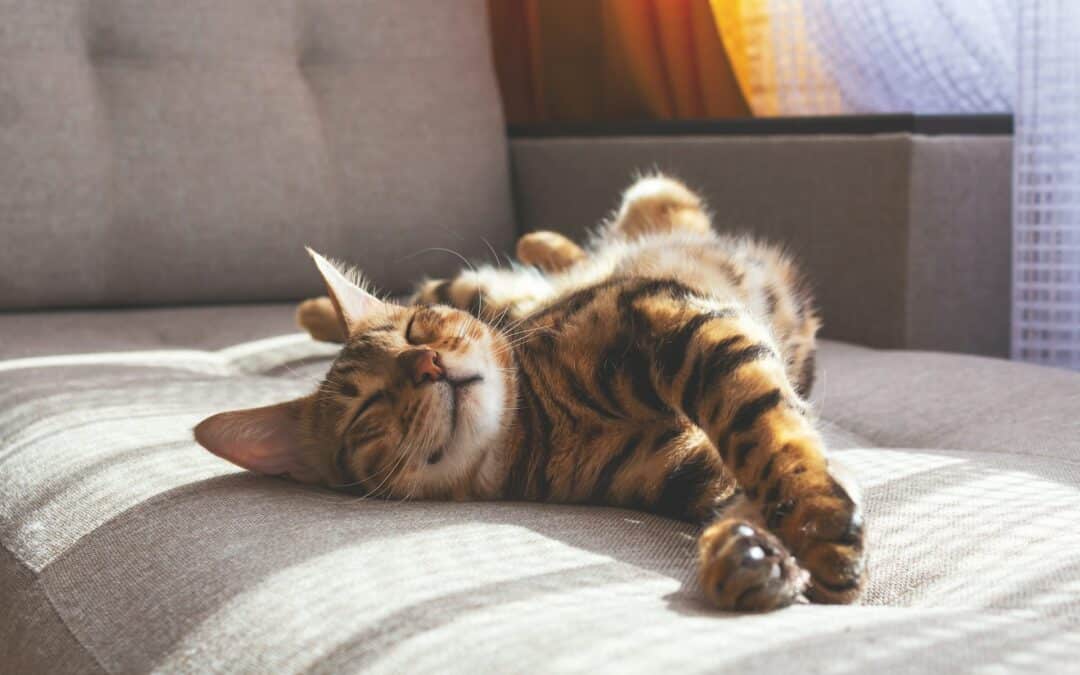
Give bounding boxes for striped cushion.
[2,306,1079,673]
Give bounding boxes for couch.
[3,2,1078,673]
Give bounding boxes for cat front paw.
[699,519,808,612]
[414,277,489,320]
[768,472,866,604]
[414,278,455,307]
[516,231,586,273]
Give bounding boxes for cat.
[195,174,864,612]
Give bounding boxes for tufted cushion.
[2,305,1079,673]
[0,0,515,309]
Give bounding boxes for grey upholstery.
[0,0,514,309]
[511,134,1013,357]
[1,305,1078,673]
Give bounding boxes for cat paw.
[516,231,586,273]
[613,174,712,239]
[414,278,487,319]
[699,519,808,612]
[414,278,455,306]
[296,296,346,343]
[768,475,866,604]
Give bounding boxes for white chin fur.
[426,343,506,487]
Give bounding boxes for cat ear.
[194,397,322,484]
[306,247,388,336]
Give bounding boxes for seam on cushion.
[864,445,1080,467]
[816,414,880,448]
[814,404,1080,470]
[2,545,110,675]
[817,410,1080,463]
[816,408,945,453]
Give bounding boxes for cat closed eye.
[346,391,386,431]
[404,313,421,344]
[405,308,444,345]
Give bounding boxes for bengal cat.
[195,175,865,612]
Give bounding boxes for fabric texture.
[2,305,1079,673]
[510,134,1013,357]
[0,0,515,310]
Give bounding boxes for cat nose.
[401,348,445,385]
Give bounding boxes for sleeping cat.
[195,175,864,612]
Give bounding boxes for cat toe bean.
[699,519,807,612]
[783,496,866,604]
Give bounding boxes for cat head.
[194,250,515,498]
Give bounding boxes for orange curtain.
[488,0,750,124]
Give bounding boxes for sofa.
[3,2,1078,673]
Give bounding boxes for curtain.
[709,0,844,115]
[711,0,1017,115]
[1012,1,1080,369]
[487,0,749,123]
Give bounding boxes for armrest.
[509,131,1012,357]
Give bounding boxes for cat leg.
[413,266,556,326]
[699,494,808,611]
[607,174,713,240]
[626,287,864,604]
[296,296,347,343]
[734,239,822,397]
[516,231,587,273]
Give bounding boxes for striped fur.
[223,174,864,612]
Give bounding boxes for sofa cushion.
[0,0,514,310]
[807,341,1080,461]
[2,305,1079,673]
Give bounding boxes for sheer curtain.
[711,0,1016,115]
[1013,1,1080,369]
[714,0,1079,369]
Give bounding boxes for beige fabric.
[0,304,300,359]
[2,306,1079,673]
[808,342,1080,461]
[0,548,106,674]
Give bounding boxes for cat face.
[195,251,514,499]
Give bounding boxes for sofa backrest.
[0,0,515,310]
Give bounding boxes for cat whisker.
[361,433,414,499]
[480,236,506,269]
[406,247,477,274]
[495,323,548,343]
[274,361,330,388]
[493,329,552,354]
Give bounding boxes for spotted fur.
[199,174,864,612]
